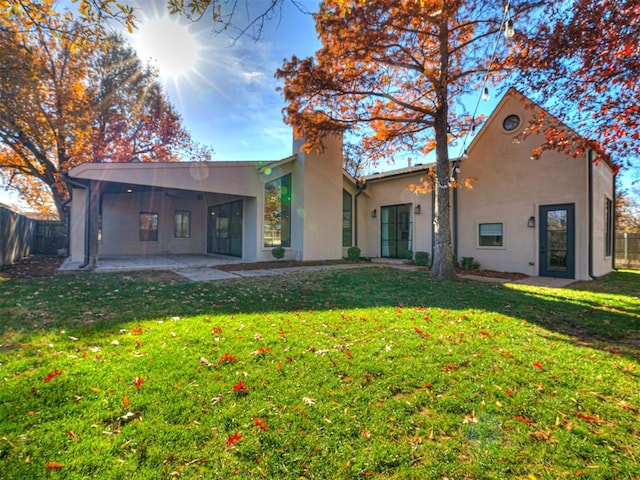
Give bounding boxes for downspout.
[612,169,617,271]
[452,169,459,261]
[62,172,91,269]
[431,188,435,267]
[587,150,595,279]
[354,179,367,247]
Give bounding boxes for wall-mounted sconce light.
[527,216,535,228]
[371,209,377,218]
[415,204,421,214]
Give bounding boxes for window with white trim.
[479,223,503,247]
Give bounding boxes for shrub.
[271,246,286,260]
[414,251,430,266]
[460,256,480,270]
[347,246,361,261]
[404,249,414,261]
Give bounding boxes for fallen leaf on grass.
[46,462,64,470]
[253,417,268,431]
[463,411,478,424]
[66,430,77,440]
[232,380,248,392]
[225,432,242,446]
[532,362,544,370]
[528,431,551,441]
[134,376,144,390]
[123,394,130,409]
[576,413,598,423]
[302,397,316,406]
[43,369,62,382]
[199,357,213,367]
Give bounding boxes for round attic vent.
[502,114,521,132]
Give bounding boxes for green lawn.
[1,267,639,479]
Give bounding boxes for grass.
[0,267,639,479]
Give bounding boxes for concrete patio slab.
[59,254,242,273]
[172,268,241,282]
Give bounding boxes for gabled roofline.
[256,154,297,173]
[468,87,618,172]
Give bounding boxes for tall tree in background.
[0,10,206,219]
[513,0,639,170]
[276,0,544,280]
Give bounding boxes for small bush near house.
[460,256,480,270]
[271,246,285,259]
[347,246,361,261]
[404,249,414,260]
[414,251,430,266]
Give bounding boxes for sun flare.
[132,15,201,79]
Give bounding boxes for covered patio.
[59,253,243,273]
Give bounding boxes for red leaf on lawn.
[123,394,131,409]
[134,376,144,390]
[532,362,544,370]
[577,413,598,423]
[219,353,238,362]
[414,327,430,339]
[479,330,491,337]
[131,327,143,335]
[253,417,268,431]
[225,431,243,446]
[46,461,65,470]
[43,369,63,382]
[232,380,248,392]
[515,415,532,424]
[211,326,223,335]
[66,430,77,440]
[505,389,513,396]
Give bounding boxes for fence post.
[624,232,628,264]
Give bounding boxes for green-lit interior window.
[264,173,291,247]
[342,189,353,247]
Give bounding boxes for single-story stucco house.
[66,89,617,280]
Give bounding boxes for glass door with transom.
[207,200,243,257]
[381,204,413,258]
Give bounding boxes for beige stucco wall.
[69,187,87,263]
[70,162,264,197]
[456,92,592,279]
[591,159,616,277]
[363,171,433,258]
[99,190,206,256]
[291,133,344,261]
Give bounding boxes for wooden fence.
[33,220,66,255]
[0,205,36,268]
[616,232,640,268]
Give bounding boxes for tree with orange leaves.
[513,0,638,171]
[276,0,545,280]
[0,9,206,220]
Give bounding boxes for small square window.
[479,223,503,247]
[140,212,158,242]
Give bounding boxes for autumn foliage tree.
[276,0,544,280]
[513,0,639,169]
[0,6,206,219]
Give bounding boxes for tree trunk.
[430,136,456,281]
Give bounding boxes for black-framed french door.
[207,200,243,257]
[380,204,413,258]
[539,203,575,278]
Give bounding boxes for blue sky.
[129,0,322,161]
